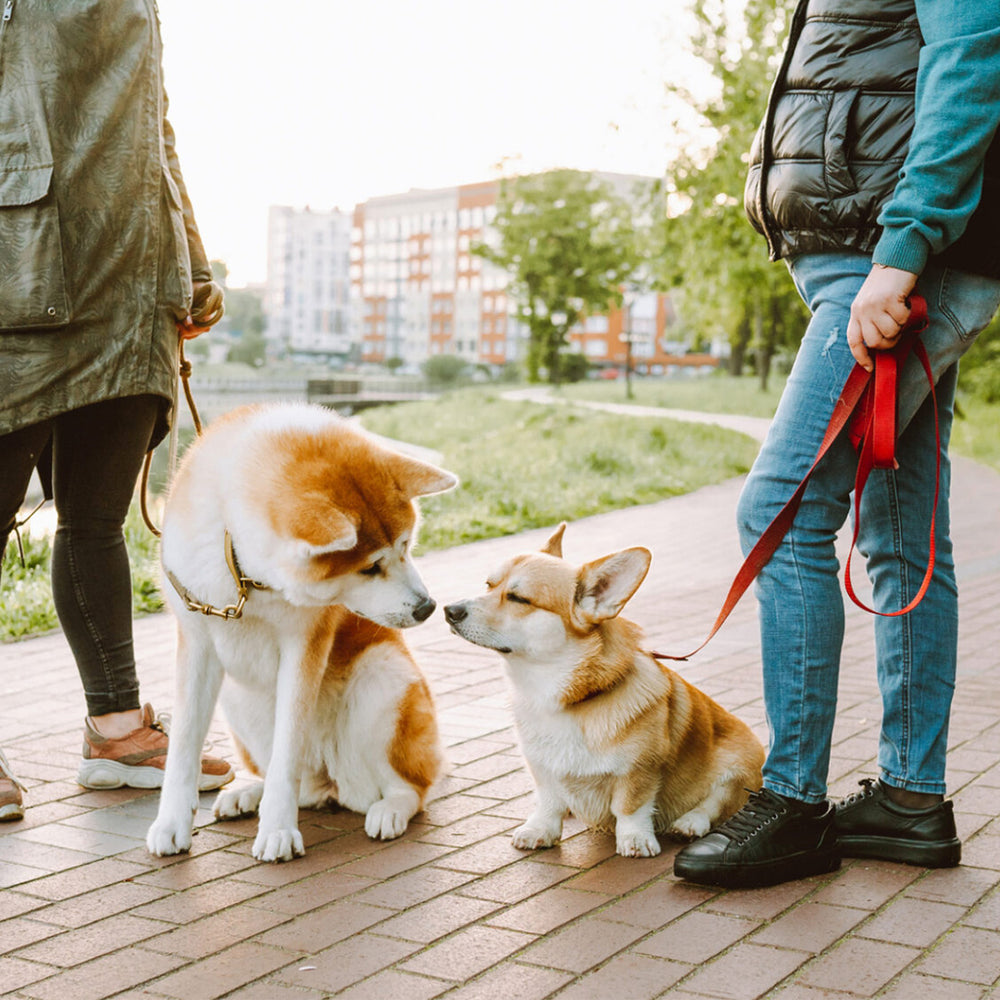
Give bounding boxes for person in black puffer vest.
[675,0,1000,890]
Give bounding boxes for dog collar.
[164,531,269,621]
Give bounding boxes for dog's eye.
[507,592,531,605]
[359,562,383,577]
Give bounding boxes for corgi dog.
[444,524,764,858]
[146,403,456,863]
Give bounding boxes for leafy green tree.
[221,286,267,366]
[422,354,467,385]
[474,170,641,384]
[657,0,807,388]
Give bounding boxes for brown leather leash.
[139,279,223,536]
[139,339,202,538]
[653,295,937,663]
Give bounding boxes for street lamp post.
[620,294,634,400]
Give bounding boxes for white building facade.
[265,205,353,361]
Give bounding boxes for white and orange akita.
[146,403,456,863]
[444,524,764,858]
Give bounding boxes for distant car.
[598,368,621,380]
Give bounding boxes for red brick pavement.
[1,454,998,999]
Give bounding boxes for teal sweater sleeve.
[873,3,1000,274]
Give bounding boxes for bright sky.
[158,1,704,287]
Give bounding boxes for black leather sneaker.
[673,787,840,889]
[835,779,961,868]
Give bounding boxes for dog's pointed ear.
[387,453,458,499]
[573,547,651,626]
[540,522,567,558]
[288,495,358,556]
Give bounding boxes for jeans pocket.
[937,268,1000,342]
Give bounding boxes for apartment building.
[265,205,353,362]
[351,181,516,371]
[268,172,688,373]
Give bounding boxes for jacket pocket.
[0,164,71,331]
[823,89,860,198]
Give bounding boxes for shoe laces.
[714,788,788,844]
[840,778,877,808]
[0,747,27,792]
[151,710,171,735]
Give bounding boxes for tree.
[656,0,808,388]
[474,170,641,384]
[422,355,467,385]
[222,287,267,366]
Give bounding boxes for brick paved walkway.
[2,454,998,999]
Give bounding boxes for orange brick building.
[351,174,688,374]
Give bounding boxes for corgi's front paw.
[512,823,560,850]
[670,810,712,839]
[616,830,661,858]
[252,826,305,862]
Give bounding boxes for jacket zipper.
[0,0,14,84]
[756,0,810,260]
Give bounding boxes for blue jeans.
[738,252,1000,802]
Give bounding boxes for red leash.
[655,295,937,663]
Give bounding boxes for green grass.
[1,504,163,642]
[952,395,1000,470]
[359,387,760,550]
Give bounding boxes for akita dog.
[146,403,456,862]
[444,524,764,858]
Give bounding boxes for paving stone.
[915,925,1000,985]
[398,924,537,981]
[676,941,809,999]
[796,938,921,994]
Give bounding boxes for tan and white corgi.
[444,524,764,858]
[146,403,456,862]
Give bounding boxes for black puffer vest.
[745,0,1000,278]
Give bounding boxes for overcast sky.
[158,1,702,286]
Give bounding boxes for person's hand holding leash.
[178,280,225,339]
[846,263,918,371]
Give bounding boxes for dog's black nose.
[444,603,466,624]
[413,596,436,622]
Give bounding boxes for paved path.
[2,442,999,997]
[502,386,774,442]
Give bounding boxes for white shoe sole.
[0,801,24,822]
[77,759,234,792]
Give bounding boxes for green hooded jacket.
[0,0,211,442]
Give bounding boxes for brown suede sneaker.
[0,748,25,822]
[77,703,234,791]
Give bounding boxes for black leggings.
[1,395,160,716]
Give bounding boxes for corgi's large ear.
[287,494,358,556]
[573,547,651,627]
[388,453,458,499]
[540,522,567,558]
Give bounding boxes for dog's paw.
[616,831,661,858]
[512,824,560,850]
[364,799,410,841]
[146,816,193,857]
[670,810,712,839]
[213,783,264,820]
[252,827,305,863]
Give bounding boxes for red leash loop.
[844,297,937,617]
[654,295,937,662]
